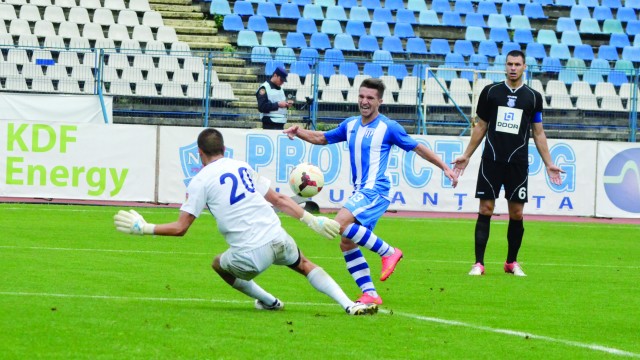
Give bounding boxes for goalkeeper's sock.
[232,279,276,306]
[343,224,394,257]
[344,248,378,297]
[307,267,352,309]
[475,214,491,265]
[506,219,524,263]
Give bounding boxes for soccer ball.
[289,163,324,198]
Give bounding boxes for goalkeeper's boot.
[346,303,378,316]
[380,248,403,281]
[504,262,527,277]
[255,298,284,310]
[355,293,383,305]
[468,262,485,276]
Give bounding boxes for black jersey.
[475,81,543,164]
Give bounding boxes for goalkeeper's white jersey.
[180,157,283,251]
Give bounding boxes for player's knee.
[212,255,223,273]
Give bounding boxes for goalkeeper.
[114,128,377,316]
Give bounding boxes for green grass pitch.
[1,203,639,359]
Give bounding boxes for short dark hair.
[197,128,225,156]
[360,78,386,99]
[506,50,526,62]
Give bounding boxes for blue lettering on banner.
[559,197,573,210]
[454,193,467,210]
[532,195,545,209]
[423,192,438,206]
[329,189,345,203]
[403,139,433,187]
[180,142,233,187]
[435,140,462,188]
[391,191,406,204]
[309,143,342,185]
[389,147,400,186]
[277,136,304,182]
[528,143,575,192]
[247,134,275,174]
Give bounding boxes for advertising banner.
[0,93,112,124]
[0,121,156,201]
[157,127,596,216]
[596,142,640,218]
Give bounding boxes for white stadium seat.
[7,49,30,64]
[79,0,102,10]
[31,0,53,6]
[109,81,133,95]
[142,11,163,28]
[0,4,18,21]
[100,67,119,81]
[144,40,166,54]
[82,23,105,39]
[211,83,236,100]
[34,20,56,38]
[380,75,400,92]
[44,65,69,79]
[161,83,185,97]
[600,96,625,111]
[107,24,130,41]
[106,53,130,68]
[19,5,42,22]
[171,69,196,84]
[44,6,66,23]
[117,10,140,27]
[129,0,151,12]
[0,63,20,77]
[43,35,66,48]
[58,79,83,94]
[68,7,91,24]
[5,78,30,91]
[576,94,600,110]
[170,41,191,55]
[119,39,141,51]
[93,9,115,26]
[186,83,204,98]
[0,33,15,46]
[57,52,81,66]
[328,74,350,91]
[132,25,155,42]
[156,26,178,43]
[31,78,56,92]
[18,34,40,47]
[20,63,44,77]
[132,54,155,69]
[320,88,345,102]
[71,65,94,80]
[569,81,593,97]
[94,38,116,49]
[121,67,144,82]
[157,55,179,70]
[54,0,77,8]
[134,81,158,96]
[145,68,169,83]
[10,19,32,36]
[104,0,126,11]
[59,22,81,38]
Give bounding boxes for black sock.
[474,214,491,265]
[507,219,524,263]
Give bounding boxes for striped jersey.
[324,114,418,197]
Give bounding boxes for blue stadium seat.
[560,30,582,46]
[489,27,510,43]
[270,0,287,4]
[325,5,347,21]
[477,1,497,16]
[465,26,486,42]
[233,1,254,16]
[290,60,311,77]
[579,0,599,8]
[279,3,301,19]
[388,63,408,80]
[573,44,595,61]
[345,20,366,37]
[361,0,381,9]
[265,60,285,75]
[299,48,319,63]
[394,23,415,38]
[429,38,451,55]
[210,0,231,16]
[303,4,325,20]
[435,65,457,82]
[338,0,357,7]
[309,33,331,50]
[617,8,637,23]
[261,31,283,47]
[513,29,534,44]
[247,15,269,32]
[454,0,474,14]
[598,45,620,60]
[431,0,451,13]
[487,14,509,29]
[316,0,336,7]
[237,30,259,47]
[556,17,577,33]
[251,46,272,63]
[582,69,604,85]
[579,18,602,33]
[603,19,625,34]
[524,3,547,19]
[296,18,317,34]
[339,61,359,78]
[622,45,640,61]
[396,9,417,24]
[470,54,489,70]
[510,15,532,30]
[501,2,521,17]
[526,56,540,72]
[602,0,622,7]
[445,52,465,66]
[569,5,590,20]
[627,20,640,36]
[536,29,559,45]
[349,6,370,21]
[558,69,580,84]
[384,0,404,11]
[407,0,428,12]
[453,40,474,57]
[286,32,307,48]
[555,0,576,6]
[501,42,521,55]
[590,58,610,70]
[525,42,547,59]
[293,0,313,5]
[442,11,463,27]
[358,34,379,52]
[223,14,244,31]
[593,6,613,21]
[370,21,391,37]
[465,13,487,28]
[608,70,628,86]
[550,44,572,60]
[320,19,343,35]
[373,8,393,23]
[363,63,384,77]
[418,10,440,25]
[478,40,499,57]
[372,49,393,64]
[610,33,631,48]
[275,47,296,64]
[541,56,562,73]
[333,33,355,50]
[405,37,428,55]
[257,2,278,18]
[324,48,344,66]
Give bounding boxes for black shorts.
[475,159,529,203]
[262,117,285,130]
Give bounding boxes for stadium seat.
[250,46,272,63]
[487,14,508,29]
[537,29,559,45]
[566,57,587,74]
[603,19,625,34]
[333,33,355,51]
[592,6,613,21]
[318,62,336,78]
[600,96,625,111]
[370,21,391,38]
[582,69,605,85]
[349,6,370,21]
[608,70,628,86]
[489,27,510,43]
[320,19,342,35]
[513,29,534,44]
[442,11,463,27]
[118,10,140,27]
[296,18,317,34]
[257,2,279,18]
[9,19,30,36]
[19,4,41,22]
[405,37,428,55]
[602,0,622,7]
[142,12,164,28]
[524,3,547,19]
[431,0,451,13]
[614,59,634,74]
[573,44,595,61]
[396,9,417,24]
[290,61,311,77]
[561,30,583,46]
[465,26,486,42]
[510,15,532,30]
[470,54,489,71]
[248,15,270,32]
[394,23,415,38]
[525,42,546,59]
[546,80,569,96]
[339,62,359,79]
[261,31,283,47]
[569,5,590,20]
[309,32,331,50]
[418,10,439,25]
[622,45,640,61]
[209,0,232,14]
[453,40,474,57]
[157,27,178,43]
[372,49,393,64]
[569,81,593,96]
[454,0,474,14]
[384,0,404,10]
[598,45,620,61]
[407,0,427,12]
[358,34,380,52]
[223,14,243,31]
[477,1,497,16]
[299,48,319,63]
[280,3,301,19]
[345,20,366,37]
[579,18,602,33]
[502,2,522,17]
[388,63,408,80]
[590,58,611,71]
[233,1,254,16]
[382,36,404,54]
[429,38,451,55]
[559,68,580,84]
[237,30,259,47]
[465,13,487,28]
[362,0,381,9]
[104,0,126,10]
[541,57,562,73]
[303,4,325,20]
[363,63,383,78]
[325,5,347,21]
[557,18,578,33]
[338,0,357,8]
[610,33,631,48]
[616,7,637,23]
[576,94,599,110]
[372,8,393,23]
[478,40,499,57]
[445,52,465,67]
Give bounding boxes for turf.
[1,203,638,359]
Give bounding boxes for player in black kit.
[452,50,564,277]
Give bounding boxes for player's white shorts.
[219,229,299,280]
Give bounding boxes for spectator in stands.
[452,50,564,277]
[284,78,458,305]
[256,66,293,130]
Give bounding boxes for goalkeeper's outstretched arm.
[114,209,195,237]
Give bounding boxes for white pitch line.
[1,291,638,358]
[2,245,639,269]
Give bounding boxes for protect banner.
[0,121,156,201]
[0,93,112,124]
[596,141,640,218]
[157,127,596,216]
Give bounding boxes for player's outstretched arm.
[413,144,459,188]
[452,118,489,176]
[114,210,195,237]
[264,188,340,239]
[283,125,329,145]
[532,122,565,185]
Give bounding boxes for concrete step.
[151,4,202,12]
[216,72,258,82]
[177,34,230,43]
[187,42,231,50]
[163,19,217,28]
[157,11,205,19]
[174,26,218,36]
[149,0,192,5]
[210,56,247,67]
[226,82,258,91]
[213,66,260,76]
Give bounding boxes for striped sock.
[343,248,378,297]
[343,223,394,257]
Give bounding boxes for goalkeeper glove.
[299,211,340,239]
[114,210,156,235]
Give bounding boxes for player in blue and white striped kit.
[285,78,458,305]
